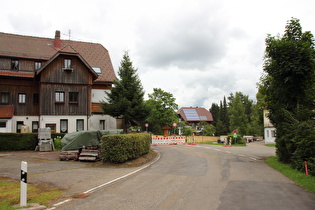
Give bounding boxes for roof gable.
[36,51,98,80]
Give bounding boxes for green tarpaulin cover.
[61,129,123,151]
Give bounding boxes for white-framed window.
[60,119,68,133]
[100,120,105,130]
[55,91,65,103]
[11,60,19,70]
[77,119,84,131]
[64,59,71,69]
[35,62,42,70]
[18,93,26,104]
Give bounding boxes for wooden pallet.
[79,149,100,161]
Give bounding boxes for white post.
[20,161,27,207]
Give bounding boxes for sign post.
[233,130,237,145]
[172,122,177,135]
[145,123,149,133]
[20,161,27,207]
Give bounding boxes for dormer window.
[11,60,19,70]
[35,62,41,70]
[63,59,73,71]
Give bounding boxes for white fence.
[151,136,186,145]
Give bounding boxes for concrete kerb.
[48,150,161,209]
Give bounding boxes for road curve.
[56,142,315,210]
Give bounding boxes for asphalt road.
[55,142,315,210]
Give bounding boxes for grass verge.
[265,156,315,194]
[0,177,64,209]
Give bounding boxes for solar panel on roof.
[183,109,200,121]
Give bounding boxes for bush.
[0,133,37,151]
[101,133,150,163]
[227,135,246,145]
[0,133,66,151]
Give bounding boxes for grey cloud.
[136,11,229,70]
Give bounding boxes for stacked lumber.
[59,150,79,161]
[79,149,100,161]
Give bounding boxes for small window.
[92,67,102,74]
[64,59,71,69]
[100,120,105,130]
[76,119,84,131]
[55,91,65,103]
[46,124,56,133]
[33,94,39,105]
[69,92,78,103]
[0,121,6,128]
[18,93,26,104]
[60,119,68,133]
[11,60,19,70]
[17,121,24,133]
[35,62,42,70]
[0,92,9,104]
[32,121,39,132]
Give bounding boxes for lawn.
[265,156,315,194]
[0,177,64,209]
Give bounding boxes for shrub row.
[101,133,151,163]
[0,133,66,151]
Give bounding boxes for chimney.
[54,30,61,49]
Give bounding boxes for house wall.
[0,119,13,132]
[263,109,276,144]
[92,89,109,103]
[39,55,93,116]
[39,55,93,84]
[40,83,89,115]
[0,57,45,72]
[39,115,87,133]
[264,127,276,144]
[88,114,117,130]
[0,77,39,116]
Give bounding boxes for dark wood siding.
[0,58,46,72]
[40,83,89,115]
[40,55,93,85]
[0,77,39,116]
[39,54,93,116]
[0,58,11,70]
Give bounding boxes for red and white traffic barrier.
[151,136,186,145]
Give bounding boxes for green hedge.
[101,133,151,163]
[227,135,246,145]
[0,133,66,151]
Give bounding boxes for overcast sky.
[1,0,314,109]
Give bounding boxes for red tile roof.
[177,107,213,122]
[0,105,14,118]
[0,31,116,82]
[0,70,35,78]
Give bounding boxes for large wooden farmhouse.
[0,31,117,133]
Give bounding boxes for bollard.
[20,161,27,207]
[304,161,309,176]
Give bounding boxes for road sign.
[172,122,177,127]
[145,123,149,128]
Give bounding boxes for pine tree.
[101,52,149,133]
